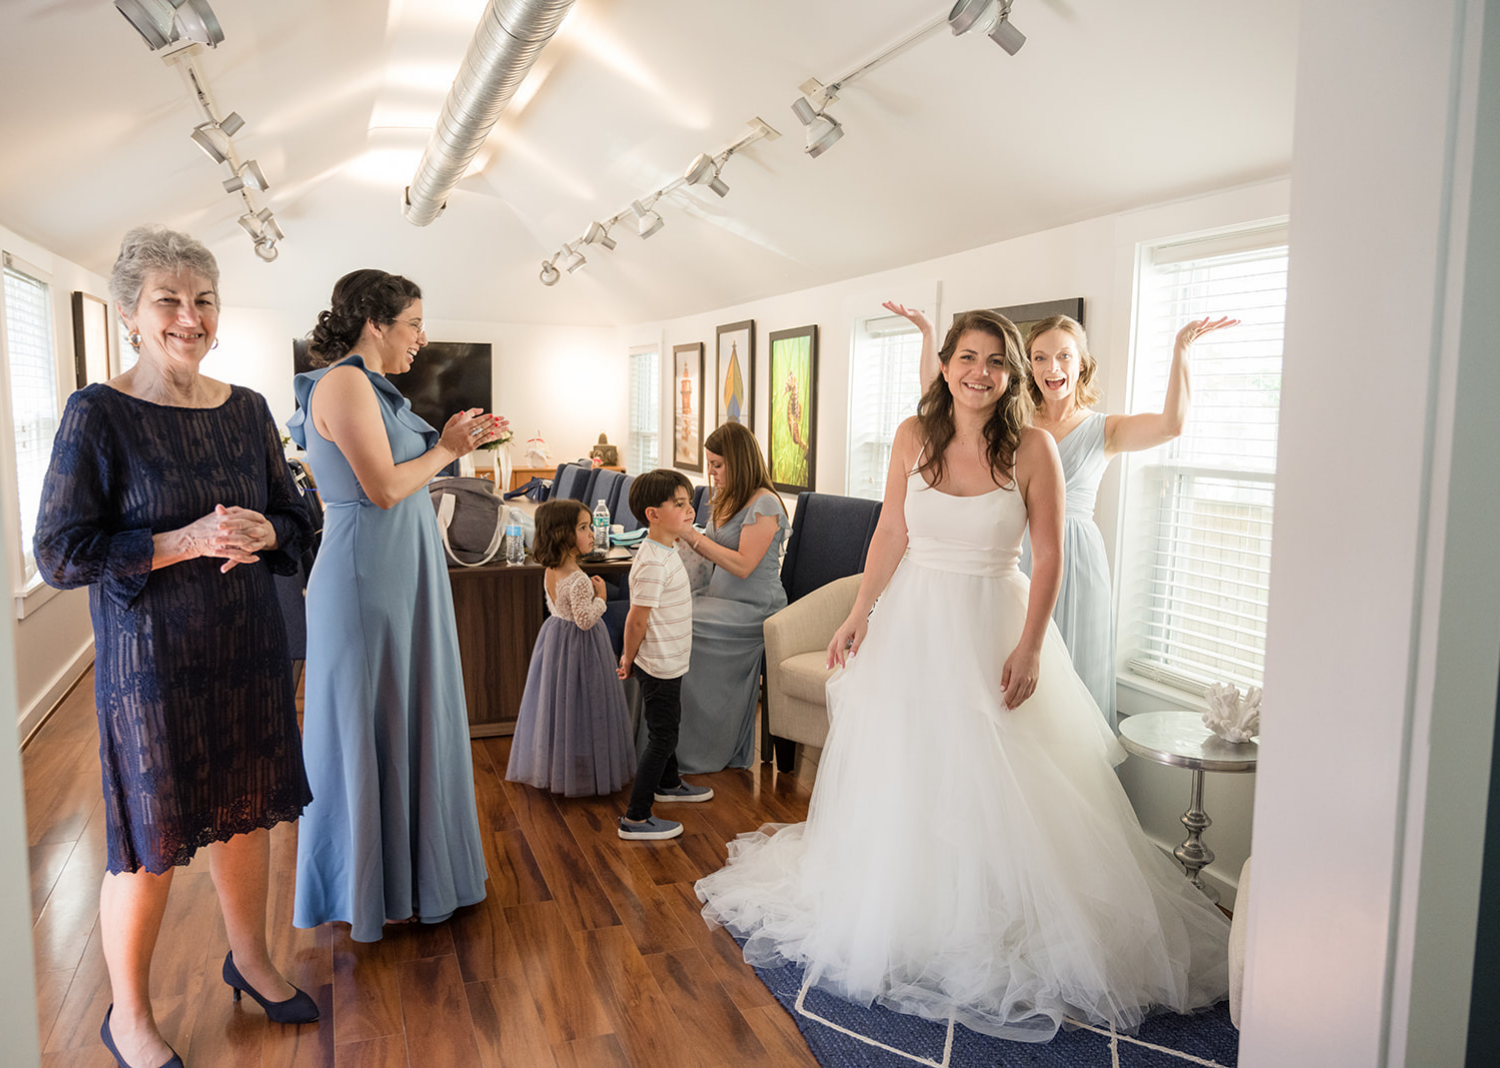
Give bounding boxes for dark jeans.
[625,666,683,821]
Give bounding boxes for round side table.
[1117,711,1258,904]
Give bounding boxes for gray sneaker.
[617,815,683,840]
[654,781,714,803]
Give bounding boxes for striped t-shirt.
[628,537,692,679]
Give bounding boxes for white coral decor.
[1203,682,1261,743]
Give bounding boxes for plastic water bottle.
[592,498,611,554]
[503,507,525,566]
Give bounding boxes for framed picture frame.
[714,319,754,430]
[672,341,705,472]
[989,297,1085,342]
[767,325,818,494]
[70,292,112,388]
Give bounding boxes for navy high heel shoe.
[100,1005,184,1068]
[222,952,320,1024]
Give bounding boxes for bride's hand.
[1001,643,1041,709]
[826,613,868,669]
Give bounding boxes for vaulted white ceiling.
[0,0,1298,327]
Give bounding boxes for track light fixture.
[533,117,779,286]
[683,152,730,197]
[583,221,617,251]
[189,122,228,164]
[948,0,1026,54]
[790,97,844,158]
[114,0,223,51]
[631,199,664,239]
[222,158,268,193]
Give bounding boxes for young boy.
[616,469,713,840]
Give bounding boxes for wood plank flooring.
[25,669,818,1067]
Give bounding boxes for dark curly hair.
[915,309,1029,490]
[532,499,590,568]
[307,268,421,365]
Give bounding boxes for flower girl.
[506,500,635,795]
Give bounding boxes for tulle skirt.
[506,616,636,797]
[695,558,1230,1041]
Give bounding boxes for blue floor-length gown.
[289,356,486,942]
[33,384,313,874]
[1021,411,1116,729]
[674,494,789,773]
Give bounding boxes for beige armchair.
[762,574,862,767]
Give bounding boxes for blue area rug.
[747,952,1239,1067]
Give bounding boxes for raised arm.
[826,417,918,668]
[883,302,940,393]
[681,494,782,580]
[1104,316,1238,456]
[1004,427,1065,708]
[310,364,501,509]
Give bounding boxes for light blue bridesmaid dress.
[288,355,487,942]
[1022,411,1117,729]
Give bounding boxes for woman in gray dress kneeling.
[672,422,789,771]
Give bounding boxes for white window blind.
[1120,228,1289,694]
[846,313,923,500]
[628,346,659,474]
[4,256,61,584]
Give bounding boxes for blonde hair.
[1024,315,1099,412]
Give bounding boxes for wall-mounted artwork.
[672,341,704,472]
[70,292,111,388]
[989,297,1086,345]
[768,325,818,494]
[714,319,754,430]
[294,339,492,433]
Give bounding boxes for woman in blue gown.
[289,269,504,942]
[893,302,1236,729]
[672,421,789,772]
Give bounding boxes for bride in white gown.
[695,310,1230,1043]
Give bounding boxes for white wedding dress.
[695,471,1230,1042]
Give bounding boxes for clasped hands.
[441,409,510,458]
[181,504,277,573]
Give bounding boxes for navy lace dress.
[33,384,314,875]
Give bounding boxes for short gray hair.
[109,225,220,314]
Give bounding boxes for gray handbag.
[429,476,505,567]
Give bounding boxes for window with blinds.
[1118,226,1289,695]
[4,255,61,585]
[627,345,659,474]
[846,313,924,501]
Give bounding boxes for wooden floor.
[26,670,819,1067]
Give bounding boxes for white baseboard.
[17,640,93,746]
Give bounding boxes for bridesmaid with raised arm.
[887,301,1235,729]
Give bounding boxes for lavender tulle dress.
[506,569,636,796]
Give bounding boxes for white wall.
[1240,2,1499,1065]
[216,308,623,471]
[0,223,100,736]
[626,178,1291,904]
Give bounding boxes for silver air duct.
[402,0,575,226]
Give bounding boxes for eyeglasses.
[396,318,425,334]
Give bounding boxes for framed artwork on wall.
[768,324,818,494]
[70,292,111,388]
[714,319,754,430]
[672,341,704,472]
[989,297,1085,343]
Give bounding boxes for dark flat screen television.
[293,340,493,433]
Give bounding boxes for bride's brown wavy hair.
[915,309,1029,490]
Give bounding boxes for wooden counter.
[448,555,632,736]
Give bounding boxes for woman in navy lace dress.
[34,227,317,1068]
